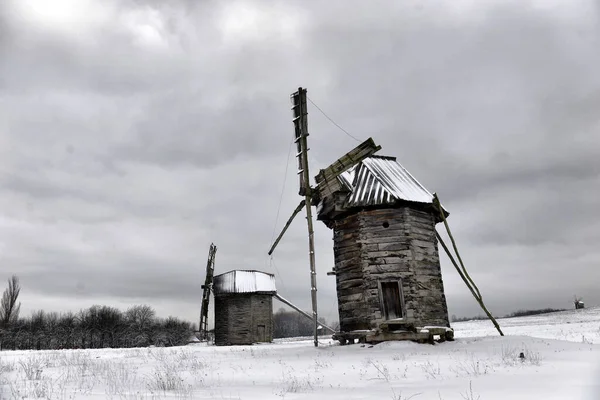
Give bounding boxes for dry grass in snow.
[0,307,599,399]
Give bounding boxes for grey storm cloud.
[0,0,599,324]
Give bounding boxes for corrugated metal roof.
[342,156,442,209]
[213,270,277,295]
[338,167,355,191]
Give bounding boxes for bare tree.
[125,305,156,346]
[0,275,21,327]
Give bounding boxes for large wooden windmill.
[269,87,503,347]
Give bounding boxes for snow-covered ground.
[1,308,599,399]
[453,306,600,344]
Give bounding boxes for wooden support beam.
[315,137,381,185]
[432,193,504,336]
[434,194,480,299]
[268,200,306,256]
[274,294,336,334]
[313,138,381,201]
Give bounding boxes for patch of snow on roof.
[345,156,435,207]
[213,270,277,295]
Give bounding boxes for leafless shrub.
[148,348,169,362]
[500,345,517,364]
[277,365,322,394]
[103,361,139,398]
[524,349,542,366]
[8,374,67,400]
[146,364,192,397]
[366,359,392,382]
[460,381,480,400]
[451,354,493,377]
[0,358,15,374]
[500,345,542,366]
[280,374,321,393]
[18,356,45,380]
[581,335,593,344]
[10,379,54,399]
[419,361,442,380]
[391,388,422,400]
[174,349,206,371]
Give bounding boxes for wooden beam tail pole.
[433,194,482,300]
[274,294,336,334]
[432,193,504,337]
[268,200,306,256]
[435,231,504,336]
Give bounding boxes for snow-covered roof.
[339,156,445,211]
[213,270,277,295]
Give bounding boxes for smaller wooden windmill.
[198,243,217,342]
[199,239,335,346]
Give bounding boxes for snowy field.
[1,308,599,400]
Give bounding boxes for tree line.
[0,275,337,350]
[0,276,193,350]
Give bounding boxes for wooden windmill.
[268,87,382,347]
[269,87,504,347]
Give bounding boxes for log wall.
[333,206,450,332]
[214,294,273,346]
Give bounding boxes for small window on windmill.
[379,281,404,320]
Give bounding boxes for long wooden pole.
[433,194,482,300]
[433,194,504,336]
[294,87,319,347]
[435,231,504,336]
[304,189,319,348]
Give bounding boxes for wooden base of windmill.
[333,326,454,346]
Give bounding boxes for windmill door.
[257,325,266,342]
[379,281,404,320]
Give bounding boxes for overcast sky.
[1,0,599,327]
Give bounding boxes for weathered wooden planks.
[315,138,381,186]
[214,294,274,346]
[332,206,451,335]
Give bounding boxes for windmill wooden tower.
[316,155,454,344]
[212,270,277,345]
